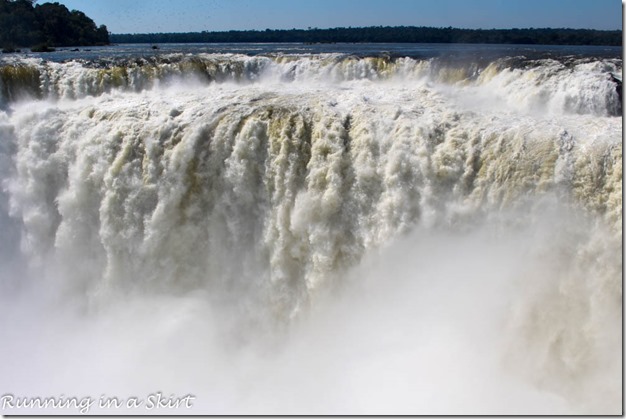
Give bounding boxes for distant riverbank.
[111,26,621,46]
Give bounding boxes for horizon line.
[110,25,623,36]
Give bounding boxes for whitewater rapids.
[0,52,622,415]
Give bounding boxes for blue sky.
[54,0,623,34]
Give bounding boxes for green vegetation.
[0,0,109,51]
[111,26,621,46]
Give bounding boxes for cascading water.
[0,49,621,415]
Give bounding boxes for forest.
[0,0,620,51]
[0,0,109,51]
[111,26,622,46]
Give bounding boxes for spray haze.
[0,51,621,415]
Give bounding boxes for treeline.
[0,0,109,50]
[111,26,622,46]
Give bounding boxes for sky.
[53,0,623,34]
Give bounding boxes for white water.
[0,54,622,415]
[1,54,622,115]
